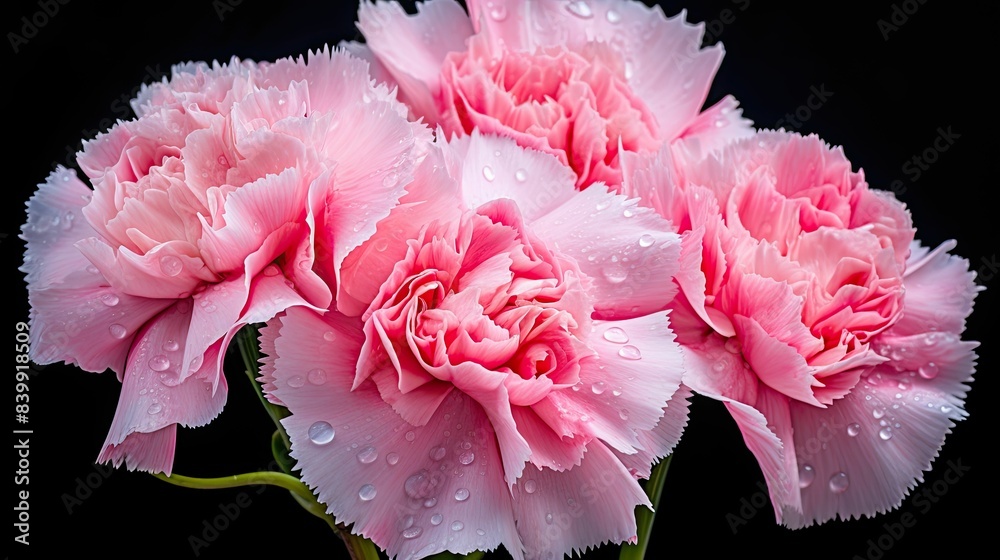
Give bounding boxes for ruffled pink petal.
[546,313,683,454]
[512,406,586,471]
[675,95,754,156]
[75,237,215,299]
[529,184,680,320]
[266,307,524,560]
[98,302,229,474]
[442,131,579,222]
[96,428,177,476]
[358,0,474,122]
[612,384,692,479]
[339,41,400,95]
[891,241,980,336]
[511,441,651,559]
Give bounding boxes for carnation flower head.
[624,130,980,526]
[348,0,753,190]
[261,132,690,559]
[20,47,429,473]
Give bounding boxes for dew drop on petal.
[308,421,335,445]
[847,423,860,437]
[109,324,128,339]
[159,255,183,277]
[149,355,170,372]
[359,484,377,501]
[606,8,621,23]
[603,263,628,284]
[828,472,849,493]
[308,368,327,385]
[323,331,337,342]
[482,165,495,181]
[163,339,180,352]
[515,168,527,182]
[523,479,537,494]
[458,451,475,465]
[454,488,470,502]
[430,446,447,461]
[799,464,815,488]
[100,293,120,307]
[287,375,305,388]
[602,327,629,344]
[618,345,641,360]
[489,5,507,20]
[545,513,554,524]
[405,431,416,442]
[595,198,612,211]
[918,363,939,379]
[357,446,378,464]
[872,408,885,419]
[431,513,444,526]
[566,0,593,18]
[591,381,607,395]
[638,233,655,248]
[451,521,464,532]
[401,527,422,539]
[879,427,893,441]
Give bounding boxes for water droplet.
[357,446,378,464]
[476,529,486,536]
[359,484,377,501]
[147,402,163,414]
[100,293,119,307]
[149,355,170,372]
[619,408,630,420]
[724,338,742,354]
[405,469,442,499]
[603,263,628,284]
[872,408,885,419]
[430,446,447,461]
[612,388,623,397]
[405,431,416,442]
[308,421,335,445]
[458,451,475,465]
[323,331,336,342]
[108,325,127,342]
[163,339,180,352]
[514,168,527,182]
[287,375,305,388]
[524,479,537,494]
[374,237,390,252]
[847,423,860,437]
[545,512,554,524]
[603,327,629,344]
[159,255,183,277]
[605,8,621,23]
[565,0,593,18]
[618,345,641,360]
[590,381,609,396]
[623,208,635,218]
[308,368,327,385]
[638,234,655,248]
[879,427,893,441]
[940,405,953,414]
[828,472,849,493]
[217,155,228,166]
[799,464,815,488]
[386,452,400,466]
[451,521,464,532]
[86,265,100,275]
[595,199,612,211]
[482,165,495,182]
[712,361,726,372]
[489,5,507,20]
[401,526,422,539]
[454,488,470,501]
[918,362,939,379]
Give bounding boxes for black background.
[5,1,994,559]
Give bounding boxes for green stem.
[153,470,316,508]
[236,324,291,449]
[619,455,672,560]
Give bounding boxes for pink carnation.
[624,130,980,526]
[348,0,752,190]
[261,132,689,559]
[20,47,429,473]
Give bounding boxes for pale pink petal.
[339,41,399,94]
[732,315,823,407]
[511,441,651,559]
[512,405,586,472]
[547,313,683,454]
[75,238,215,299]
[442,131,579,222]
[675,95,754,155]
[98,302,228,474]
[891,240,980,336]
[266,307,524,560]
[96,428,177,476]
[529,184,680,320]
[358,0,474,122]
[612,384,692,479]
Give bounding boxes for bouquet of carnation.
[15,1,985,558]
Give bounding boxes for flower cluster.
[21,0,978,559]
